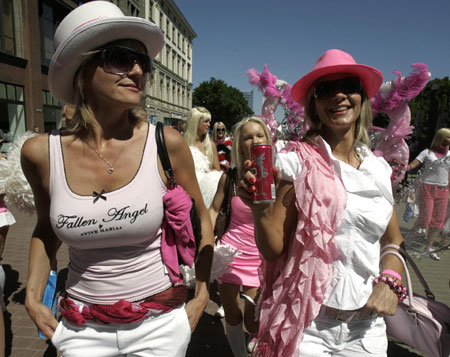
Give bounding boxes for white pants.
[51,305,191,357]
[297,315,387,356]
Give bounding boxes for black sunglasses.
[97,46,153,76]
[313,77,363,100]
[217,128,225,132]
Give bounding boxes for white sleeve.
[414,149,428,163]
[275,151,302,182]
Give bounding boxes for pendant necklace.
[92,140,129,174]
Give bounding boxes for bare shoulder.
[163,125,190,154]
[21,134,49,167]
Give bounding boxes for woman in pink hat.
[240,49,406,356]
[21,2,213,356]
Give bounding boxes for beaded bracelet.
[373,274,407,302]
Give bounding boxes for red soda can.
[251,144,275,204]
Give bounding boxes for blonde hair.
[184,107,214,165]
[431,128,450,149]
[212,121,227,142]
[232,116,272,175]
[303,82,373,148]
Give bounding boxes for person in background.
[209,116,271,356]
[32,126,40,134]
[213,122,233,171]
[21,2,213,356]
[0,129,16,357]
[240,49,405,356]
[408,127,450,260]
[184,107,223,208]
[60,104,75,129]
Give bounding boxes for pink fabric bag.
[381,245,450,357]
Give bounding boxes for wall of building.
[0,0,195,150]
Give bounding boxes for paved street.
[2,203,449,356]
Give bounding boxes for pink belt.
[58,285,187,325]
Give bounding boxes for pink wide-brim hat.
[48,1,164,105]
[291,49,383,106]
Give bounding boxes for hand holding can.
[250,144,275,204]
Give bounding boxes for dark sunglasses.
[96,46,153,76]
[217,128,225,132]
[313,77,363,100]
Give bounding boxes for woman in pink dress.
[210,116,272,356]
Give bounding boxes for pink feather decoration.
[370,62,429,187]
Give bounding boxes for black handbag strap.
[155,122,176,188]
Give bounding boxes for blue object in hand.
[38,270,58,339]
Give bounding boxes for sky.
[175,0,450,115]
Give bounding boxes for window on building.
[0,82,25,150]
[39,1,66,67]
[166,47,170,68]
[0,0,16,55]
[127,1,139,17]
[149,1,153,21]
[166,20,169,38]
[42,90,63,132]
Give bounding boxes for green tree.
[409,77,450,156]
[192,77,253,130]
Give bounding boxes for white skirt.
[0,210,16,228]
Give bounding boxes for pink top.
[221,196,257,254]
[49,124,172,304]
[0,197,6,213]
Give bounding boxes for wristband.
[373,275,407,302]
[382,269,402,281]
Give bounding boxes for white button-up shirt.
[276,138,394,310]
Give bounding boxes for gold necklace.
[92,140,129,174]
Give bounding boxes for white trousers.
[297,315,387,356]
[51,305,191,357]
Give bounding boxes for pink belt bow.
[161,186,196,283]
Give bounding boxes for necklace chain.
[92,140,129,174]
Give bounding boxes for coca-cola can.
[251,144,275,204]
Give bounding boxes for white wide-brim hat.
[48,1,164,105]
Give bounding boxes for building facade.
[144,0,196,129]
[0,0,195,151]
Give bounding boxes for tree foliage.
[408,77,450,157]
[192,77,253,130]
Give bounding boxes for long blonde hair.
[232,116,272,174]
[431,128,450,149]
[303,82,373,148]
[184,107,214,165]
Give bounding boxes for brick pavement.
[2,203,449,356]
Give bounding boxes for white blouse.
[276,138,394,310]
[415,149,450,186]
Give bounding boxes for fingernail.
[250,185,256,192]
[245,161,252,168]
[249,177,256,184]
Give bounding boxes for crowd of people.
[0,2,448,357]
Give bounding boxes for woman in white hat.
[239,49,405,356]
[21,2,213,356]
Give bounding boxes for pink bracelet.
[373,275,407,302]
[382,269,402,281]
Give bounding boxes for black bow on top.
[93,189,107,203]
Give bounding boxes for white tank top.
[49,124,172,304]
